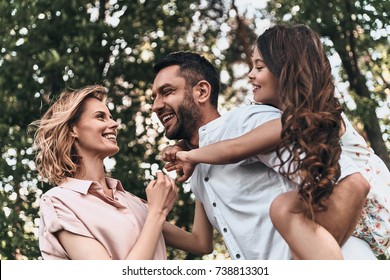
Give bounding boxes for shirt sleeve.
[239,105,282,165]
[240,105,282,132]
[39,194,94,259]
[40,194,94,237]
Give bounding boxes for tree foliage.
[1,0,388,260]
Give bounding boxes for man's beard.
[165,92,202,141]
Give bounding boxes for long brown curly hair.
[257,24,343,216]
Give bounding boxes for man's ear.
[195,80,211,104]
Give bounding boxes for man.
[151,51,373,259]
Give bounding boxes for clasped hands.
[162,145,197,183]
[145,145,197,217]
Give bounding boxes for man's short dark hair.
[153,51,220,107]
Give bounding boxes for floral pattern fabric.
[340,114,390,256]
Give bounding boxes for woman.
[32,85,212,259]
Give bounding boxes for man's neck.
[204,110,221,124]
[184,139,198,150]
[179,107,220,150]
[186,109,220,149]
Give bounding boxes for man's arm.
[163,200,213,254]
[315,172,370,245]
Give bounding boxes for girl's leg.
[270,190,343,260]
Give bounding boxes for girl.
[31,85,212,259]
[167,24,390,259]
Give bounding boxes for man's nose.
[152,95,163,113]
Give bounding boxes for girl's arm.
[57,172,178,260]
[177,118,282,164]
[163,200,213,255]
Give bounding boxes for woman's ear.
[195,80,211,104]
[69,127,78,138]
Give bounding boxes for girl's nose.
[247,68,254,80]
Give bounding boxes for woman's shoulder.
[41,187,73,203]
[42,180,86,199]
[42,185,65,196]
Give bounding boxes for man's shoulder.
[228,104,281,115]
[224,104,281,122]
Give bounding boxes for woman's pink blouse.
[39,177,167,260]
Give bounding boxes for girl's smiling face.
[248,47,281,109]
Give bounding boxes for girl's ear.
[194,80,212,104]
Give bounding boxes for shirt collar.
[199,115,223,135]
[59,177,125,195]
[106,177,125,192]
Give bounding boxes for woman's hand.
[146,171,178,217]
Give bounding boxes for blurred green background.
[0,0,389,260]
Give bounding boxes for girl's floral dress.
[340,114,390,256]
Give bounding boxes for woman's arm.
[56,231,112,259]
[57,172,178,260]
[177,118,282,165]
[163,200,213,255]
[59,199,213,259]
[57,204,169,259]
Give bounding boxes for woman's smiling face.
[71,97,119,160]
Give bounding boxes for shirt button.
[115,197,119,201]
[223,228,227,232]
[204,177,209,182]
[212,202,217,207]
[236,254,241,259]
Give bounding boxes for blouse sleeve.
[39,194,94,259]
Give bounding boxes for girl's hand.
[173,151,197,182]
[162,145,183,162]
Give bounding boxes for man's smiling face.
[152,65,202,141]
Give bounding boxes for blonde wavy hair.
[30,85,108,186]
